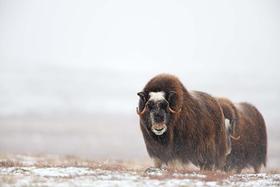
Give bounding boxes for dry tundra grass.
[0,154,279,187]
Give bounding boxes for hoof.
[144,167,167,175]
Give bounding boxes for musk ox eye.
[147,101,155,110]
[159,101,168,109]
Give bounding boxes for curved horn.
[230,135,240,140]
[168,106,181,114]
[136,105,147,116]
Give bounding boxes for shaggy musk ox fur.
[137,74,228,170]
[217,98,267,173]
[216,98,240,154]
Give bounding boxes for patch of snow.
[15,155,37,166]
[0,167,33,175]
[32,167,95,177]
[173,172,206,178]
[1,166,280,187]
[227,173,280,187]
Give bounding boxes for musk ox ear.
[137,91,148,112]
[167,91,177,108]
[137,92,147,102]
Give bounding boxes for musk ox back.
[217,99,267,173]
[137,74,228,170]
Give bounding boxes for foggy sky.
[0,0,279,123]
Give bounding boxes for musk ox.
[217,98,267,173]
[136,74,228,170]
[216,97,240,155]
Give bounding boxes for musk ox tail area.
[217,99,267,173]
[238,102,267,168]
[216,97,240,155]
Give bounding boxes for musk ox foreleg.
[152,157,162,168]
[144,158,167,174]
[199,163,215,171]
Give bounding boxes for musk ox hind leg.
[253,164,261,173]
[198,158,215,171]
[223,162,232,172]
[236,167,243,174]
[200,164,215,171]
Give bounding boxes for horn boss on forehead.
[148,91,166,102]
[136,91,181,115]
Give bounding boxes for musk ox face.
[137,91,178,136]
[147,92,169,135]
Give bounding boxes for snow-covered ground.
[0,155,279,187]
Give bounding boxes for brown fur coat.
[137,74,228,170]
[217,98,267,173]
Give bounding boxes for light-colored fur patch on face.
[151,124,167,135]
[148,91,167,136]
[149,91,165,102]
